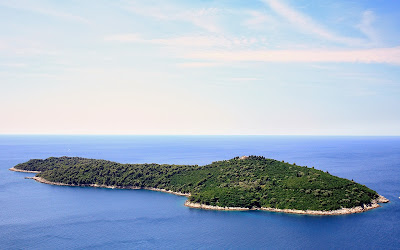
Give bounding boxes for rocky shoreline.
[185,195,389,215]
[9,167,41,173]
[26,176,190,197]
[184,201,250,211]
[21,174,389,216]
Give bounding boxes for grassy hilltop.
[14,156,379,211]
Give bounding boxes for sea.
[0,135,399,249]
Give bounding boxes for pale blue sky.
[1,0,400,135]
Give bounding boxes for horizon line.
[0,134,399,137]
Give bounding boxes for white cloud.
[0,40,8,50]
[185,47,400,65]
[104,33,400,66]
[153,35,230,47]
[0,63,27,68]
[177,62,222,68]
[357,10,379,45]
[104,34,143,43]
[104,33,262,49]
[0,39,59,56]
[124,1,221,33]
[0,1,90,24]
[180,8,221,33]
[242,10,277,30]
[262,0,362,46]
[229,77,260,81]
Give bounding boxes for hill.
[12,156,388,213]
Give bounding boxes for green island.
[10,156,389,215]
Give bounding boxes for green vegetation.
[14,156,379,211]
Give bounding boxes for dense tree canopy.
[14,156,378,211]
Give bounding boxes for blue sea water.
[0,135,399,249]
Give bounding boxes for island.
[10,156,389,215]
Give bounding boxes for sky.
[1,0,400,135]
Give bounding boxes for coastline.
[9,167,41,173]
[184,201,250,211]
[26,176,190,197]
[185,195,389,215]
[22,175,389,216]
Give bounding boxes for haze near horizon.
[1,0,400,135]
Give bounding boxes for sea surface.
[0,135,399,249]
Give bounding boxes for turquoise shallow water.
[0,135,399,249]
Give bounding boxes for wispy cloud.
[357,10,379,45]
[124,1,221,33]
[104,34,142,43]
[229,77,260,81]
[0,63,27,68]
[242,10,278,30]
[104,32,400,66]
[0,40,7,50]
[0,71,57,78]
[0,0,90,24]
[0,39,59,56]
[262,0,363,46]
[177,62,222,68]
[185,47,400,65]
[104,33,263,49]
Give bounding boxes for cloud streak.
[104,32,400,66]
[357,10,379,45]
[177,62,222,68]
[124,1,221,33]
[185,47,400,65]
[0,0,90,24]
[0,39,59,56]
[104,33,263,48]
[262,0,363,46]
[104,34,143,43]
[242,10,278,30]
[104,33,400,66]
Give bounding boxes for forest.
[14,156,379,211]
